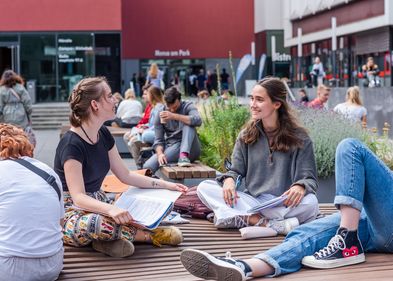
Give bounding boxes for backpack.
[174,186,212,219]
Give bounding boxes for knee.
[336,138,363,158]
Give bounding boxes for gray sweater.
[217,126,318,197]
[153,100,202,149]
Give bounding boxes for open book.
[247,195,287,213]
[114,187,182,230]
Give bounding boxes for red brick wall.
[0,0,121,31]
[121,0,254,59]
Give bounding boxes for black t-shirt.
[54,126,115,193]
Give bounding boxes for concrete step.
[31,103,70,129]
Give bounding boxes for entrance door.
[0,43,19,74]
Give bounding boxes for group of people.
[308,56,381,88]
[123,84,202,170]
[1,74,392,281]
[299,83,368,124]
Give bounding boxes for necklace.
[80,125,98,144]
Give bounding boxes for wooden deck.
[59,205,392,281]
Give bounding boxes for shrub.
[298,107,366,178]
[363,128,393,170]
[198,97,249,171]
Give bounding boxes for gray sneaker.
[214,215,249,229]
[178,156,191,167]
[266,217,299,235]
[92,239,135,258]
[181,249,252,281]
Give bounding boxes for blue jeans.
[255,138,393,277]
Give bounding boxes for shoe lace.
[315,234,346,258]
[226,216,249,228]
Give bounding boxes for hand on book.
[164,181,188,193]
[108,205,135,224]
[283,184,306,208]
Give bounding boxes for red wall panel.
[0,0,121,31]
[122,0,254,59]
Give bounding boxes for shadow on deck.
[59,204,392,281]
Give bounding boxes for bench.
[159,162,216,180]
[59,125,131,156]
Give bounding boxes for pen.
[232,175,242,207]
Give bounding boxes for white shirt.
[334,103,367,122]
[116,99,143,123]
[0,157,64,258]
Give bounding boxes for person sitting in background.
[113,89,143,128]
[308,84,330,110]
[362,57,380,87]
[144,86,202,172]
[127,86,165,169]
[0,123,63,280]
[123,84,153,147]
[334,86,367,123]
[55,77,187,258]
[298,88,309,105]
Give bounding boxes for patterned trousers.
[63,190,137,247]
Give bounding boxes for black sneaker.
[181,249,252,281]
[302,227,365,269]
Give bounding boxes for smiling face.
[249,85,281,123]
[97,82,116,120]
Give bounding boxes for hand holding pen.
[222,175,241,207]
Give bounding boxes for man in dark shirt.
[143,87,202,172]
[220,68,230,90]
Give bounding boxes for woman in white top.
[334,86,367,123]
[0,123,63,281]
[115,89,143,127]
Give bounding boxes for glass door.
[0,42,20,74]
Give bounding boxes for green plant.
[198,97,249,171]
[363,126,393,170]
[298,107,366,178]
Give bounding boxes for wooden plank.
[194,163,216,178]
[175,166,193,178]
[59,206,393,281]
[188,165,201,178]
[193,163,208,178]
[160,166,178,179]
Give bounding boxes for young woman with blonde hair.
[334,86,367,123]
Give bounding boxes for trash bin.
[27,80,36,104]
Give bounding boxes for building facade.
[283,0,393,87]
[0,0,254,102]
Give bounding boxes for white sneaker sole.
[180,249,246,281]
[178,162,191,167]
[302,253,365,269]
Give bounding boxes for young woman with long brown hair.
[197,77,319,234]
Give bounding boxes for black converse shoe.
[302,227,365,269]
[181,249,252,281]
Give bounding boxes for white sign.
[154,49,191,57]
[272,52,291,62]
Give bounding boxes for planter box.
[317,176,336,203]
